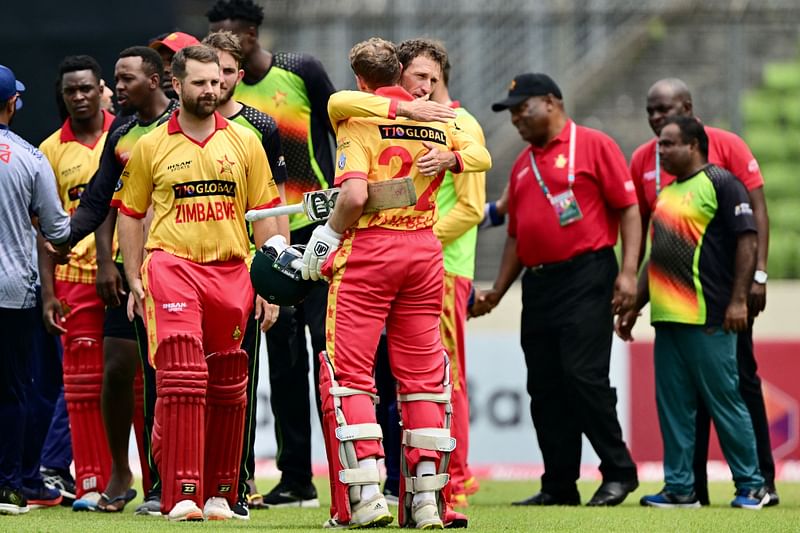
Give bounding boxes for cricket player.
[117,44,280,521]
[302,38,491,529]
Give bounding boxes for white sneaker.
[412,500,442,529]
[167,499,204,522]
[203,496,234,521]
[351,493,393,528]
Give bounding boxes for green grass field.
[6,480,799,532]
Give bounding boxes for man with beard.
[0,64,72,516]
[38,55,117,512]
[117,44,280,521]
[67,46,175,515]
[207,1,336,506]
[202,29,286,519]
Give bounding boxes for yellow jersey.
[39,110,115,283]
[118,111,280,263]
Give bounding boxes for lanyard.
[528,121,576,201]
[654,141,661,196]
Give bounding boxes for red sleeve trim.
[387,99,398,120]
[334,171,369,187]
[118,204,146,219]
[110,198,122,208]
[451,152,464,174]
[249,196,282,211]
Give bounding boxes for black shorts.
[102,262,139,341]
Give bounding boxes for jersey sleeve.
[117,136,153,219]
[263,125,288,184]
[592,132,637,209]
[717,174,757,235]
[247,132,280,211]
[333,120,371,186]
[717,130,765,191]
[31,155,71,245]
[446,121,491,174]
[69,122,126,244]
[629,145,652,219]
[299,54,336,138]
[327,91,395,135]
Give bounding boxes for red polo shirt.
[507,120,637,266]
[629,125,764,219]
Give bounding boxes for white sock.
[412,461,437,506]
[358,458,380,500]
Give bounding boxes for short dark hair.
[58,55,102,86]
[397,39,448,73]
[118,46,164,82]
[663,115,708,158]
[202,31,243,67]
[349,38,400,89]
[206,0,264,26]
[171,45,220,81]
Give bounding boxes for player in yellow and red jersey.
[117,45,280,522]
[38,55,115,511]
[301,38,490,529]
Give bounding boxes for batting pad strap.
[330,386,378,402]
[403,473,450,494]
[335,423,383,442]
[397,388,451,404]
[402,428,456,453]
[338,468,381,486]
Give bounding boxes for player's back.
[335,115,456,232]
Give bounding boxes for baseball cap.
[0,65,25,110]
[149,32,200,53]
[491,73,562,112]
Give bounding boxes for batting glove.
[302,222,343,281]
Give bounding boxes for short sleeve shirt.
[506,120,637,266]
[649,164,757,326]
[118,111,280,263]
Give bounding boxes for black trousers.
[520,248,637,495]
[264,223,327,486]
[693,319,775,500]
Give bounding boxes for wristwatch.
[754,270,768,284]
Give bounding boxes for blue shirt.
[0,124,70,308]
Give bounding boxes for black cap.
[491,73,562,112]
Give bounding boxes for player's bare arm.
[117,213,146,320]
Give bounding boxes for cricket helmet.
[251,237,320,306]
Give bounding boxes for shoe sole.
[169,511,204,522]
[418,521,444,530]
[135,510,163,517]
[0,504,29,515]
[732,494,770,510]
[232,513,251,520]
[350,513,393,529]
[642,501,701,508]
[266,498,320,508]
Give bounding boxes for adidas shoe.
[22,485,62,508]
[232,494,250,520]
[640,489,701,508]
[731,487,769,510]
[262,480,319,508]
[134,490,162,516]
[0,487,29,515]
[40,467,76,506]
[203,496,234,521]
[72,491,101,512]
[167,499,204,522]
[412,500,443,529]
[322,494,393,529]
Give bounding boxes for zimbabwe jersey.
[434,104,486,279]
[334,88,491,232]
[40,110,115,283]
[233,52,335,231]
[649,164,756,326]
[118,111,280,263]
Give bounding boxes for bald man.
[628,78,776,506]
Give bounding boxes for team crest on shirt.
[554,154,567,169]
[272,90,288,107]
[217,155,236,175]
[681,191,694,206]
[338,153,347,170]
[232,325,242,340]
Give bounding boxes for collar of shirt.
[0,124,7,130]
[375,85,414,102]
[167,109,228,137]
[59,109,115,146]
[531,118,573,155]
